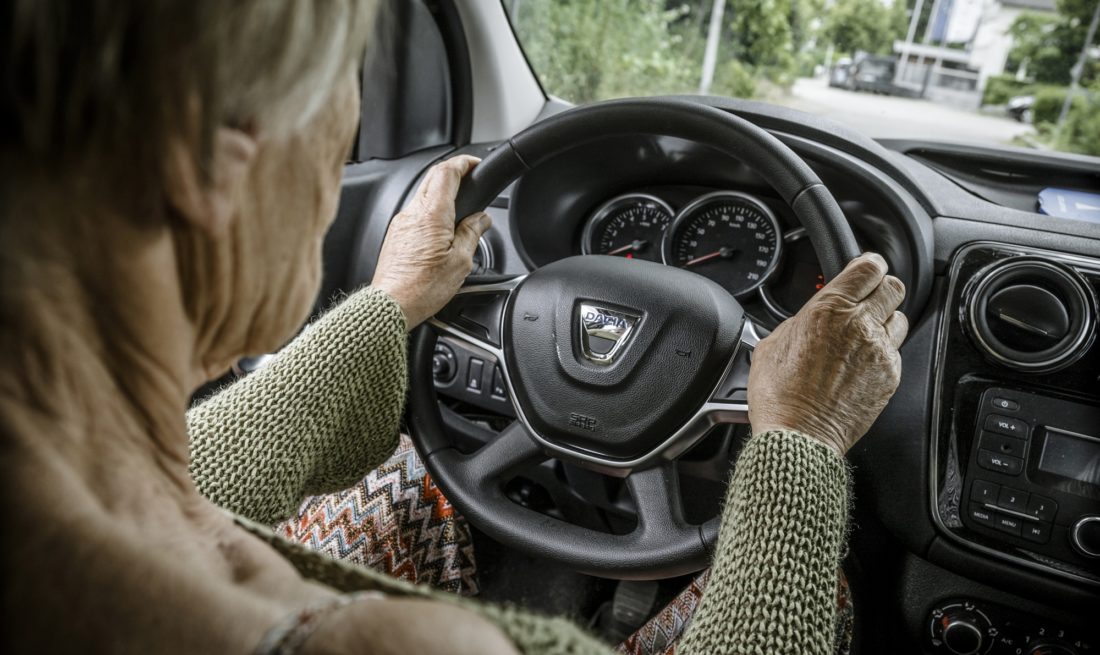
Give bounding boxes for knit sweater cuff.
[679,429,849,655]
[189,286,408,524]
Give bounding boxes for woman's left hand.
[372,155,492,329]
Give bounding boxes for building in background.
[894,0,1056,108]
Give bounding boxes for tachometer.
[759,229,824,318]
[581,194,673,263]
[662,191,782,297]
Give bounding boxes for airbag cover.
[504,255,743,461]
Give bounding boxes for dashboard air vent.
[964,257,1096,373]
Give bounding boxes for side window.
[357,0,457,160]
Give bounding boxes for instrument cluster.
[579,190,831,319]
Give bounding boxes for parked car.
[850,54,899,94]
[1007,94,1035,123]
[829,57,854,88]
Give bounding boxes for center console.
[931,242,1100,586]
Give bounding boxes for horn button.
[505,255,744,461]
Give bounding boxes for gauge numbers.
[663,191,782,297]
[581,194,673,263]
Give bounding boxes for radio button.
[1021,521,1051,544]
[978,449,1023,475]
[1026,495,1058,522]
[968,503,998,529]
[979,432,1027,458]
[970,480,1000,504]
[997,486,1030,513]
[984,414,1029,438]
[993,513,1023,536]
[991,397,1019,411]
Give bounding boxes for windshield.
[504,0,1100,156]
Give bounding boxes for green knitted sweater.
[188,287,850,655]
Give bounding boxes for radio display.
[1038,427,1100,488]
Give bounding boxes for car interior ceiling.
[253,1,1100,652]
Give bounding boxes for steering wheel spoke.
[428,275,524,353]
[626,462,688,532]
[462,420,546,479]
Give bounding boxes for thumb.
[453,212,491,257]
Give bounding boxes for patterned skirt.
[276,434,854,655]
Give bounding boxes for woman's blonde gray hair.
[0,1,376,199]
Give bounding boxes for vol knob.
[1071,516,1100,558]
[943,617,985,655]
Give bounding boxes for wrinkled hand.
[372,155,491,329]
[748,252,908,455]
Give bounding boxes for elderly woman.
[1,2,907,654]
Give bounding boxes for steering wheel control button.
[984,414,1029,438]
[991,397,1020,411]
[1021,522,1052,544]
[432,343,457,384]
[466,358,484,393]
[979,432,1026,459]
[1026,495,1058,522]
[970,480,1000,504]
[490,365,507,399]
[1072,516,1100,558]
[978,449,1023,476]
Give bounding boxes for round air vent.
[964,257,1096,373]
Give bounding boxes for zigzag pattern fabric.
[617,569,854,655]
[275,434,479,596]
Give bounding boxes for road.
[773,76,1034,146]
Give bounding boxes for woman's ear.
[164,127,258,235]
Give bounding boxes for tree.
[823,0,907,56]
[509,0,698,104]
[1007,0,1099,86]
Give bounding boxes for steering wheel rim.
[407,97,861,579]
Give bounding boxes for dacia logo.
[582,310,629,330]
[577,303,640,365]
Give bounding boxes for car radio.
[961,387,1100,569]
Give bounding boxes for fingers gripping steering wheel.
[406,98,861,579]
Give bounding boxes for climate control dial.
[931,603,992,655]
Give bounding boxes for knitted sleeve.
[678,429,850,655]
[188,287,408,525]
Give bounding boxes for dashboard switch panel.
[932,243,1100,587]
[928,598,1095,654]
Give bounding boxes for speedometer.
[662,191,782,297]
[581,194,673,263]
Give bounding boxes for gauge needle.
[683,246,737,267]
[607,240,648,256]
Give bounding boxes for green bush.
[1056,84,1100,157]
[982,74,1031,106]
[711,59,757,98]
[1032,86,1087,126]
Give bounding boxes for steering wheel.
[406,98,861,580]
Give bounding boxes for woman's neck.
[0,202,204,507]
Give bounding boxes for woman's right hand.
[372,156,491,330]
[748,252,908,455]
